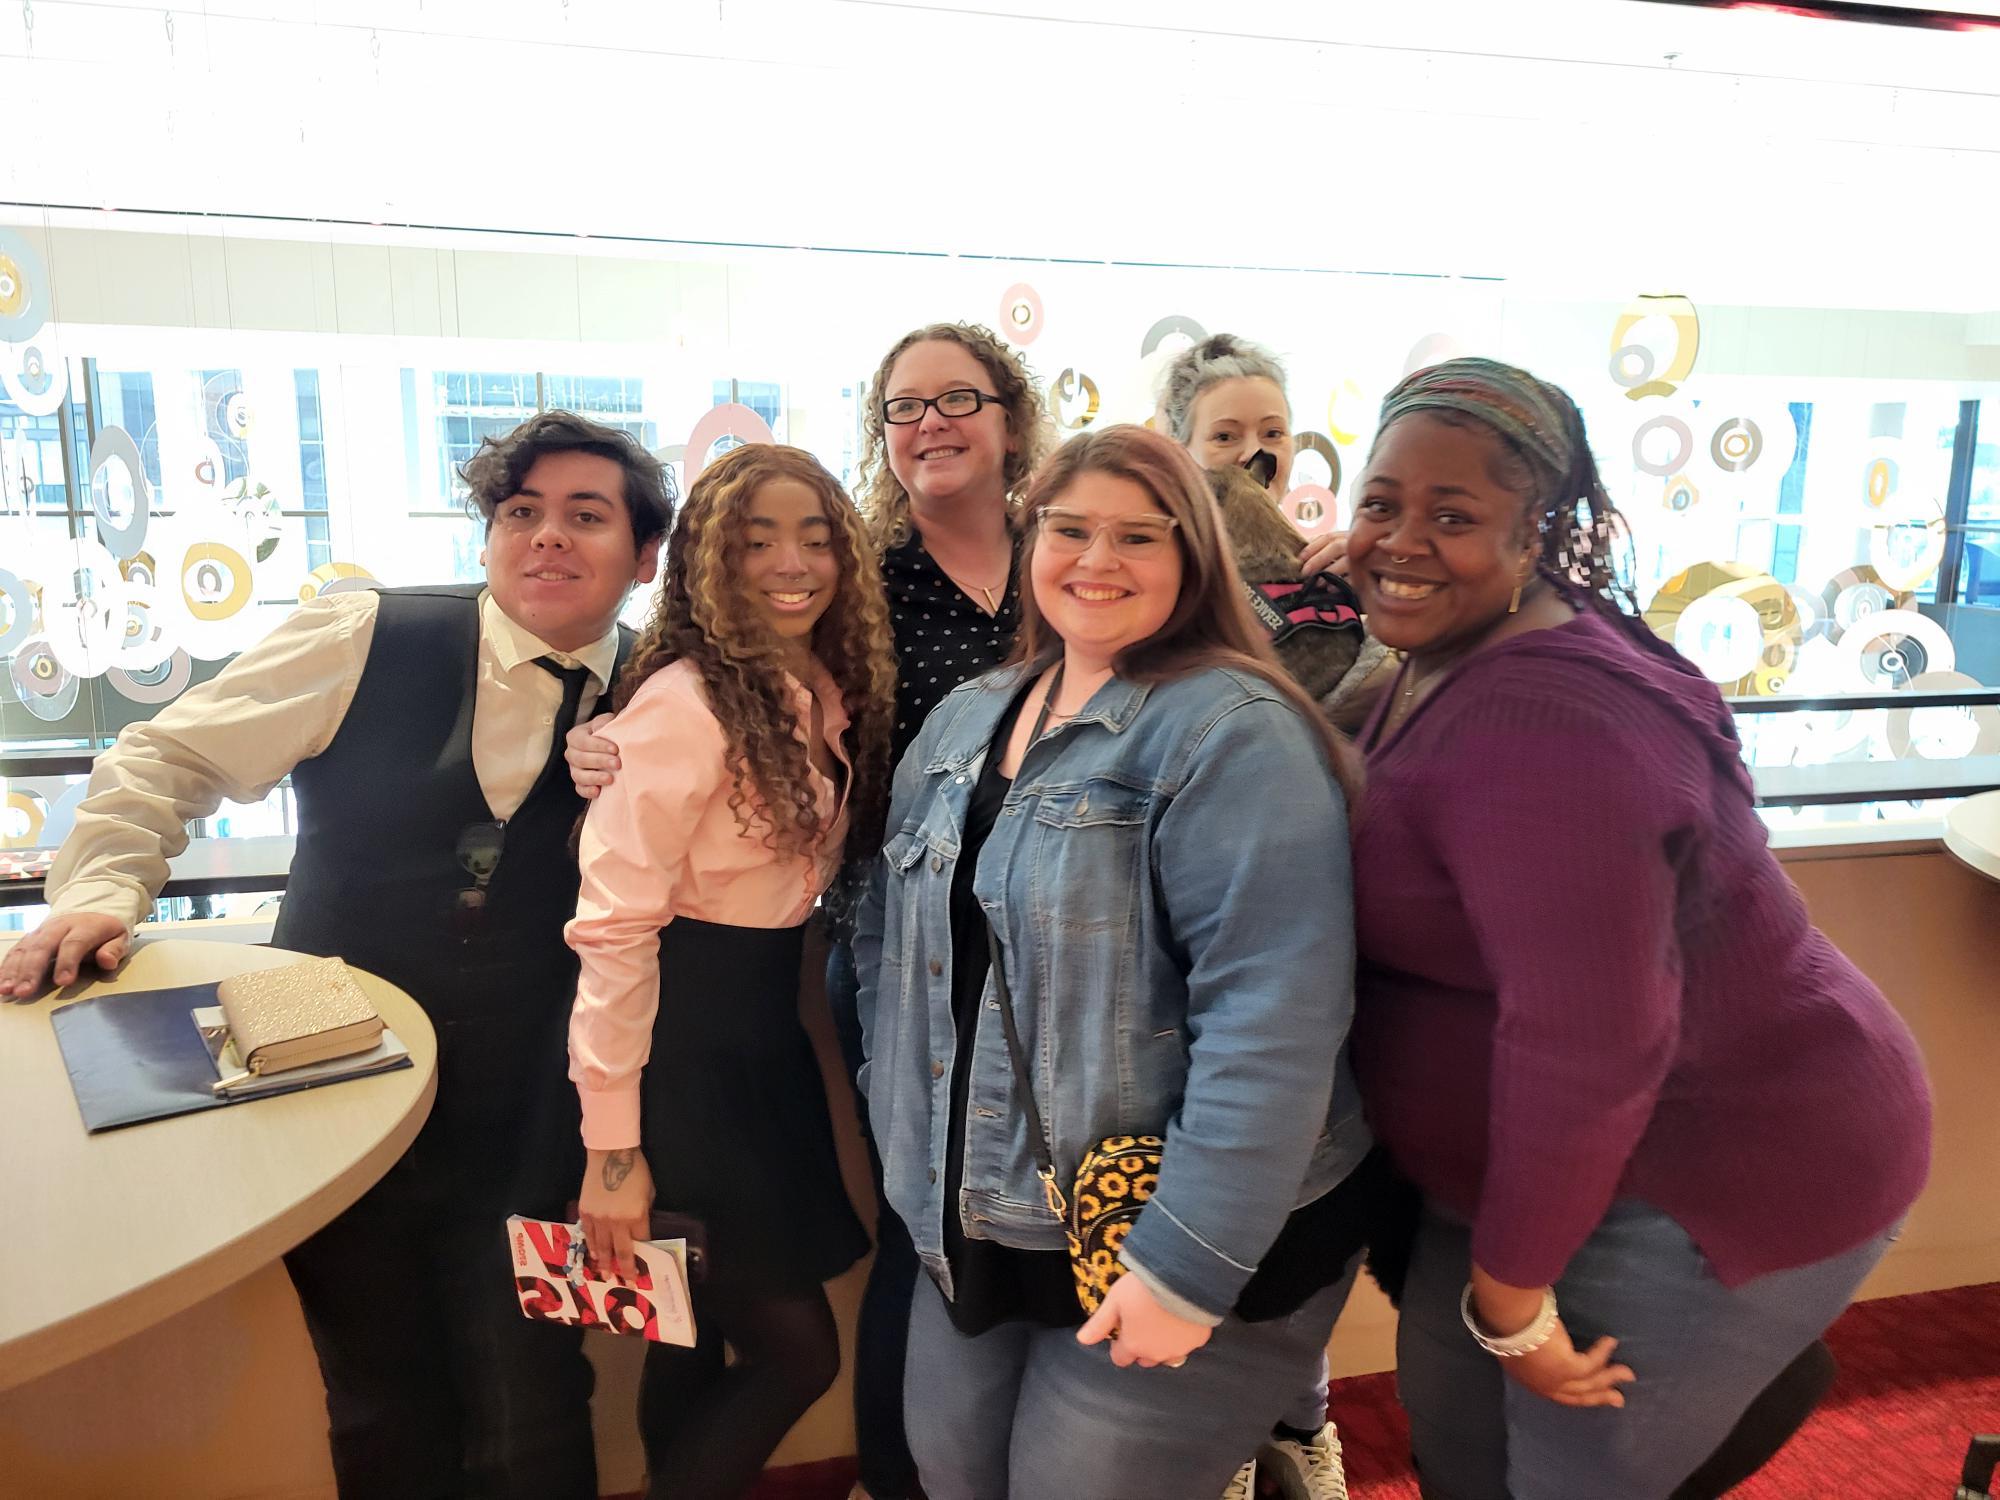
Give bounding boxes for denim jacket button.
[928,958,943,977]
[931,1058,945,1079]
[927,1168,938,1184]
[930,855,944,873]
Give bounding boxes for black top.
[881,530,1021,764]
[941,684,1081,1334]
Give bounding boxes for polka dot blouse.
[881,531,1022,764]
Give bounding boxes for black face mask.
[1240,448,1279,488]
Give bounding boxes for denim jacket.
[854,660,1370,1318]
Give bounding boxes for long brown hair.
[614,444,898,858]
[1012,425,1362,803]
[856,322,1053,550]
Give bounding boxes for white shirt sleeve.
[44,592,379,931]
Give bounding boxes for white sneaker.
[1258,1421,1348,1500]
[1220,1457,1260,1500]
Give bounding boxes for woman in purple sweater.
[1345,358,1931,1500]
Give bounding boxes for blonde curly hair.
[856,322,1053,550]
[614,443,897,860]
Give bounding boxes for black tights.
[638,1279,841,1500]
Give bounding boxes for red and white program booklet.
[506,1216,696,1347]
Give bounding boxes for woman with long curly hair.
[564,442,897,1500]
[570,323,1051,1500]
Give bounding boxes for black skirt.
[640,916,868,1294]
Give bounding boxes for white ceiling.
[2,0,1997,310]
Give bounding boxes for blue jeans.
[904,1273,1349,1500]
[1282,1352,1334,1433]
[828,937,922,1500]
[1397,1199,1897,1500]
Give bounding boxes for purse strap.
[975,663,1074,1222]
[983,916,1069,1221]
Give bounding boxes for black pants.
[283,1034,596,1500]
[827,938,923,1500]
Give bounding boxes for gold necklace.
[1400,659,1428,701]
[961,571,1007,612]
[936,561,1005,613]
[921,528,1009,613]
[1396,655,1441,716]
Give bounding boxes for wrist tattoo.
[603,1148,636,1191]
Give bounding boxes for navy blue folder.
[50,981,412,1133]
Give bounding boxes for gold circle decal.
[1049,368,1100,430]
[181,540,254,621]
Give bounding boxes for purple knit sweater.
[1351,610,1932,1289]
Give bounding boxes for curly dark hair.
[613,444,897,861]
[856,322,1053,549]
[459,408,675,550]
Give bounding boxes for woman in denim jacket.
[855,425,1377,1500]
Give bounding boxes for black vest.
[273,585,630,1187]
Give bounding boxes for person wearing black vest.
[12,410,673,1500]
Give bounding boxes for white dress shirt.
[47,589,620,932]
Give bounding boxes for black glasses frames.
[881,388,1005,425]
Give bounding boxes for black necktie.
[531,655,593,748]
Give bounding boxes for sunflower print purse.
[1066,1133,1166,1314]
[984,921,1167,1316]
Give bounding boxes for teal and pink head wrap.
[1373,357,1580,486]
[1372,357,1638,613]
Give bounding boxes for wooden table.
[0,936,436,1393]
[1944,790,2000,883]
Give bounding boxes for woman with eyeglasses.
[564,444,898,1499]
[567,323,1051,1500]
[853,425,1377,1500]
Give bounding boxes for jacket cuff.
[1118,1198,1256,1321]
[578,1087,642,1152]
[1118,1248,1225,1327]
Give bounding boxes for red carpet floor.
[695,1281,1999,1499]
[1338,1280,2000,1499]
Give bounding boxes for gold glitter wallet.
[213,956,385,1083]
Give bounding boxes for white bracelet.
[1459,1283,1559,1358]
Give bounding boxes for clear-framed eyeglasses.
[882,388,1005,425]
[1035,507,1181,559]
